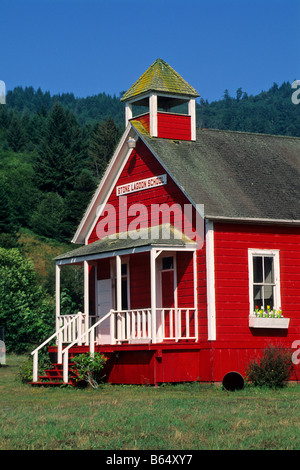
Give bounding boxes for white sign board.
[116,174,167,196]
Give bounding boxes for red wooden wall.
[177,251,194,308]
[157,113,191,140]
[88,139,197,244]
[213,222,300,343]
[134,114,150,132]
[134,112,191,140]
[84,138,300,383]
[129,252,151,309]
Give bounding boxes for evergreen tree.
[63,169,97,238]
[0,105,11,129]
[34,103,82,196]
[7,115,27,151]
[0,175,16,235]
[88,118,119,178]
[30,192,66,240]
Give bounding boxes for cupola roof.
[121,58,199,102]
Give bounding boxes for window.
[162,256,174,271]
[248,249,281,314]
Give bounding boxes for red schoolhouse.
[32,59,300,386]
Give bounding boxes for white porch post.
[116,255,122,340]
[150,248,157,343]
[56,263,62,363]
[116,255,122,311]
[193,250,198,341]
[55,264,61,331]
[173,253,179,341]
[84,260,89,344]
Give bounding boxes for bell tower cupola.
[121,59,200,141]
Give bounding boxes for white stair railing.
[31,312,85,382]
[57,314,87,344]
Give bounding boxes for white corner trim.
[205,220,216,340]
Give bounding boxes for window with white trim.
[248,249,281,314]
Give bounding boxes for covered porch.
[32,225,199,383]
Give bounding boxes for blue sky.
[1,0,299,102]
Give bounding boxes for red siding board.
[134,114,150,133]
[214,222,300,346]
[129,252,151,309]
[56,339,300,383]
[177,251,194,308]
[97,259,111,280]
[157,113,191,141]
[134,112,191,140]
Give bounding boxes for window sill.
[249,316,290,329]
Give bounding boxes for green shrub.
[0,247,55,353]
[71,352,107,389]
[18,349,52,383]
[18,356,33,383]
[246,344,293,388]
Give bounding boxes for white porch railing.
[113,308,198,343]
[32,307,197,384]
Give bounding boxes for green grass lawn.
[0,354,299,450]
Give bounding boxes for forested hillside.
[0,98,122,245]
[1,79,298,246]
[0,79,299,352]
[197,81,300,137]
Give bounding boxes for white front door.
[96,278,113,344]
[156,254,177,340]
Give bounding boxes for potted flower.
[249,306,289,329]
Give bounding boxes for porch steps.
[30,362,78,387]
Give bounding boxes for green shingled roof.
[132,125,300,222]
[121,59,199,102]
[56,224,196,263]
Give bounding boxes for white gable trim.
[72,124,138,245]
[73,121,204,246]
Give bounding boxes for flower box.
[249,316,290,329]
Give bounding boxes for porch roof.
[55,224,197,265]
